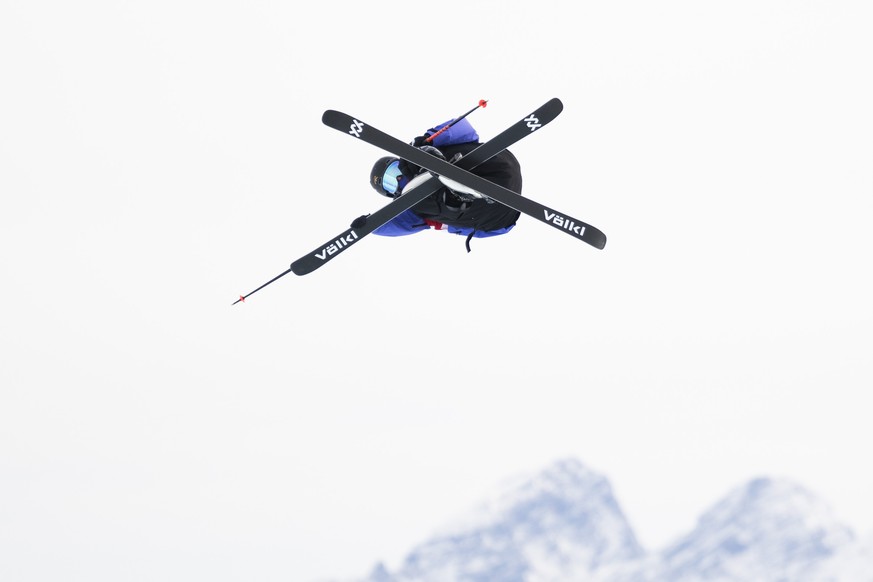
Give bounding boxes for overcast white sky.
[2,1,872,581]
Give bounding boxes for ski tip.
[322,109,342,124]
[593,233,607,250]
[232,295,245,306]
[479,99,488,108]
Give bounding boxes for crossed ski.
[290,97,566,276]
[320,104,607,253]
[234,98,605,304]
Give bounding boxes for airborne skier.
[234,98,604,304]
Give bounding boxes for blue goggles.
[382,160,409,195]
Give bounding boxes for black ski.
[290,98,565,276]
[321,104,607,250]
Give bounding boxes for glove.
[399,145,445,177]
[411,134,432,147]
[417,145,446,161]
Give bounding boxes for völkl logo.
[544,210,585,236]
[315,231,359,260]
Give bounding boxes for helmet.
[370,157,409,198]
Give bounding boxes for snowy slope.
[805,532,873,582]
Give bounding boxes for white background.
[2,1,872,581]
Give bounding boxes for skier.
[368,117,522,251]
[233,98,607,304]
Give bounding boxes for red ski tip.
[479,99,488,107]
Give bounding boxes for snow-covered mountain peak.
[694,477,854,550]
[717,477,840,521]
[471,457,616,523]
[374,459,643,582]
[658,476,855,581]
[503,457,609,501]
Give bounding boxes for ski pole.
[232,267,292,305]
[425,99,488,143]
